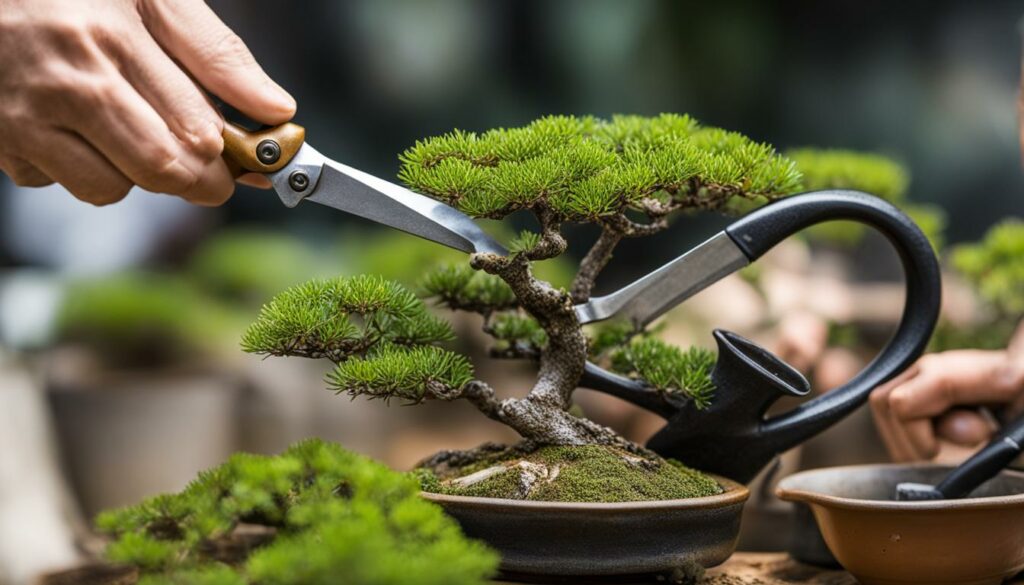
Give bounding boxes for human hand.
[0,0,295,205]
[870,329,1024,462]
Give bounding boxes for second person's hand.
[0,0,296,205]
[870,322,1024,462]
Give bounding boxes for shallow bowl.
[776,464,1024,585]
[422,474,748,582]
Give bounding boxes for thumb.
[139,0,296,125]
[936,409,996,447]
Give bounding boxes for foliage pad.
[96,439,498,585]
[241,275,454,361]
[399,114,802,221]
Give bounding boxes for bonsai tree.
[95,439,498,584]
[241,114,806,499]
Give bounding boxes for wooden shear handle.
[221,121,305,176]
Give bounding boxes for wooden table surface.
[705,553,1024,584]
[503,552,1024,584]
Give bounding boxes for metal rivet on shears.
[288,170,310,192]
[257,139,281,165]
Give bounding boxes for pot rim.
[421,473,748,510]
[776,463,1024,512]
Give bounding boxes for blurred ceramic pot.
[45,348,241,518]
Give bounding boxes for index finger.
[139,0,295,125]
[890,352,1019,419]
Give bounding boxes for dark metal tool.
[222,123,941,485]
[576,191,942,483]
[896,414,1024,500]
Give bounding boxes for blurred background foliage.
[3,0,1023,291]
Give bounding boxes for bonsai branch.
[570,211,673,302]
[571,227,622,303]
[431,379,503,421]
[523,207,567,261]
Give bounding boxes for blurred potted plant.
[931,218,1024,351]
[47,272,241,518]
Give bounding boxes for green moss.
[444,466,524,500]
[426,445,721,503]
[97,439,498,585]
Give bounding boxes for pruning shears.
[222,121,941,483]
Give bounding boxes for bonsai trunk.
[466,251,638,452]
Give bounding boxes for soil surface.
[420,443,721,502]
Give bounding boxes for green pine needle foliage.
[96,439,497,585]
[329,344,474,402]
[420,264,518,311]
[951,219,1024,316]
[508,230,542,254]
[611,338,716,408]
[241,276,454,362]
[399,114,802,221]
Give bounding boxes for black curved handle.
[936,414,1024,498]
[726,189,941,447]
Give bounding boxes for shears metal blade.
[223,122,507,256]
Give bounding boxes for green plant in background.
[96,439,497,584]
[188,228,328,306]
[931,219,1024,351]
[57,273,233,367]
[241,114,804,501]
[787,148,946,250]
[951,219,1024,316]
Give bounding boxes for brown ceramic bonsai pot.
[422,474,748,582]
[777,464,1024,585]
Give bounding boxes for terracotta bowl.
[777,464,1024,585]
[422,474,749,582]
